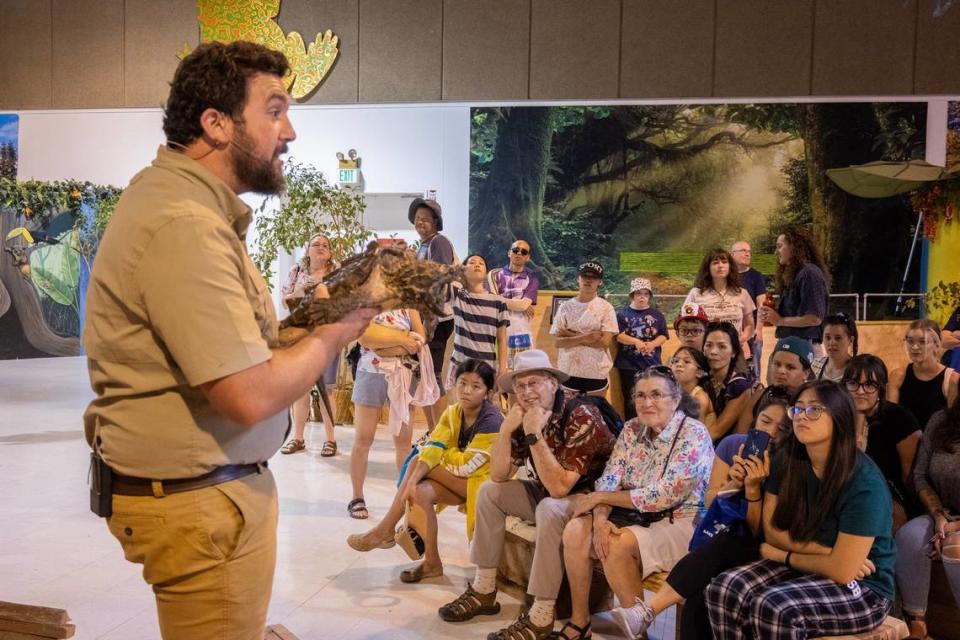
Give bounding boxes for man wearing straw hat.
[437,350,616,639]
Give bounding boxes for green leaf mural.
[29,229,79,306]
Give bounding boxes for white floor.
[0,357,676,640]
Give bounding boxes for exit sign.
[338,168,358,185]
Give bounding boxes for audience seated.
[703,322,755,442]
[706,381,896,639]
[895,400,960,639]
[557,367,714,640]
[614,277,668,420]
[437,350,615,640]
[845,354,922,532]
[669,346,715,426]
[738,337,814,432]
[889,319,959,430]
[347,359,501,582]
[550,262,618,395]
[812,312,858,382]
[635,393,791,639]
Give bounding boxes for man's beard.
[230,126,285,195]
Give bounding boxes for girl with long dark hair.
[702,322,754,442]
[684,249,756,358]
[705,381,896,639]
[844,354,921,532]
[812,313,859,382]
[669,346,715,426]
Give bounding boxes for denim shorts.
[351,370,389,407]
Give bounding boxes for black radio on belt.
[89,444,113,518]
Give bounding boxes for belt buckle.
[151,480,166,498]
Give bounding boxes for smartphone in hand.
[742,428,771,460]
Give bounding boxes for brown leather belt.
[112,462,267,497]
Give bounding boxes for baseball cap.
[578,262,604,279]
[773,336,814,369]
[674,303,710,330]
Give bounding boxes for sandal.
[548,621,591,639]
[320,441,338,457]
[487,612,555,639]
[400,563,444,583]
[903,610,928,640]
[346,529,396,552]
[438,583,500,622]
[280,438,305,454]
[347,498,369,520]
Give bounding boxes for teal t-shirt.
[767,451,896,601]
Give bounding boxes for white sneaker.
[610,598,654,639]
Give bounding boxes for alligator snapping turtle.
[278,241,464,346]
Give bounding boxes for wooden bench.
[496,517,910,640]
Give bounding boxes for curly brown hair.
[162,41,289,147]
[775,225,831,292]
[693,248,741,294]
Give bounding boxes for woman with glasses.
[669,346,715,426]
[684,249,756,360]
[844,354,921,532]
[706,381,896,639]
[347,359,501,583]
[812,313,859,382]
[888,319,959,430]
[622,393,791,639]
[556,367,714,640]
[487,240,540,366]
[703,322,755,442]
[280,233,341,456]
[894,399,960,640]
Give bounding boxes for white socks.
[472,567,498,595]
[528,599,556,627]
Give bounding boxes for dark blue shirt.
[776,263,828,343]
[739,267,768,324]
[614,306,668,371]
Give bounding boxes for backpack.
[559,394,624,440]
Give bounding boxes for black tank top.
[899,365,947,430]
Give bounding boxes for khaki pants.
[470,479,576,600]
[107,468,278,640]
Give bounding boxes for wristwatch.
[521,432,539,446]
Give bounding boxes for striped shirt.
[450,287,510,368]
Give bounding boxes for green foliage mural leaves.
[29,229,80,307]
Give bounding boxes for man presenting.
[83,42,375,640]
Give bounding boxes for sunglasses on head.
[510,247,530,256]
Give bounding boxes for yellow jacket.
[418,399,502,539]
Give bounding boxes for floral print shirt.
[595,409,714,519]
[511,389,617,494]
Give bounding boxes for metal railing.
[600,292,925,323]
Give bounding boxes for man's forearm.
[202,323,350,428]
[778,313,821,328]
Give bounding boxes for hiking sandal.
[320,441,338,457]
[280,439,305,454]
[347,498,369,519]
[438,584,500,622]
[487,612,555,640]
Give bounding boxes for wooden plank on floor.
[264,624,300,640]
[0,602,68,626]
[0,619,75,638]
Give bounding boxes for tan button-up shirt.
[83,146,287,478]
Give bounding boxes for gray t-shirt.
[914,410,960,517]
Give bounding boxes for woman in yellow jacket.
[347,359,502,583]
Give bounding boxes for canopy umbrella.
[826,160,953,198]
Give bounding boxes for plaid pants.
[705,559,891,640]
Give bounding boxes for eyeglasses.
[904,338,929,348]
[731,249,750,254]
[843,379,879,394]
[510,247,530,256]
[788,405,826,420]
[679,328,705,337]
[634,390,677,403]
[514,377,549,393]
